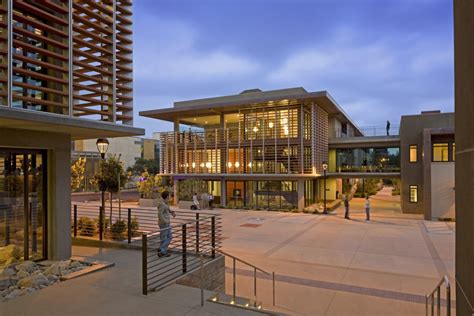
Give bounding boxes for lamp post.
[96,138,109,215]
[322,162,328,214]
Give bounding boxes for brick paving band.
[227,267,455,308]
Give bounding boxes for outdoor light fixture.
[200,163,205,168]
[96,138,109,159]
[322,161,328,214]
[253,126,259,133]
[228,162,233,168]
[248,162,252,167]
[205,162,211,168]
[192,162,196,168]
[235,161,240,168]
[269,122,274,128]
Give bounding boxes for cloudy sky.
[133,0,454,137]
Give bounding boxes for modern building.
[454,0,474,313]
[141,88,455,219]
[141,87,367,211]
[0,1,143,262]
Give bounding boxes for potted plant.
[137,170,162,207]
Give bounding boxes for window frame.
[409,144,418,163]
[409,185,418,203]
[432,143,450,162]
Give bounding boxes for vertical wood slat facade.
[0,0,133,125]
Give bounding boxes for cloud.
[134,16,260,83]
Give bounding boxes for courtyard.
[1,196,455,315]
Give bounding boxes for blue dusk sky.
[133,0,454,137]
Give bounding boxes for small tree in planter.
[71,157,86,192]
[137,170,163,207]
[93,155,128,224]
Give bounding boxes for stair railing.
[426,275,451,316]
[200,247,275,309]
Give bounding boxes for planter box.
[178,201,194,210]
[139,198,157,208]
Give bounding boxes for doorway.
[0,149,47,262]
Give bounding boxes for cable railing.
[198,246,276,311]
[141,213,223,294]
[71,204,219,243]
[425,275,451,316]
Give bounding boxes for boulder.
[15,261,37,273]
[69,261,82,269]
[16,270,29,278]
[0,276,14,291]
[44,260,71,276]
[17,273,48,289]
[0,245,22,265]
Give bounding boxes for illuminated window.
[409,145,417,163]
[409,185,418,203]
[433,143,449,162]
[452,143,455,161]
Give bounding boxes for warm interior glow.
[269,121,274,128]
[192,162,196,168]
[205,162,211,168]
[253,126,259,132]
[234,161,240,168]
[228,162,233,168]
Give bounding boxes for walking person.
[365,196,371,221]
[192,192,200,210]
[386,120,391,136]
[208,192,214,210]
[344,194,350,220]
[157,191,176,257]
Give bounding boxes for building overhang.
[139,89,363,136]
[164,173,324,181]
[329,135,401,149]
[0,108,145,140]
[327,172,401,179]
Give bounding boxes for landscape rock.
[0,276,14,291]
[17,273,49,289]
[4,289,21,300]
[15,261,37,273]
[1,268,15,277]
[16,270,29,278]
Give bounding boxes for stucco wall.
[0,128,72,260]
[78,137,142,169]
[430,163,455,219]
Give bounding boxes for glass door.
[0,149,46,265]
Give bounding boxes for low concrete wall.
[175,255,225,292]
[431,163,455,219]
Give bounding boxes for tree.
[93,155,128,224]
[71,158,86,192]
[178,178,206,201]
[137,170,163,199]
[128,158,159,175]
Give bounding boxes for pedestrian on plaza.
[208,192,214,210]
[386,120,391,136]
[344,194,350,220]
[192,192,200,210]
[157,190,176,257]
[365,196,371,221]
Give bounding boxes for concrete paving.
[1,196,455,315]
[219,203,455,315]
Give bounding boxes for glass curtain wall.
[0,149,47,264]
[335,147,400,172]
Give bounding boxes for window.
[433,143,449,162]
[409,145,417,163]
[452,143,455,161]
[409,185,418,203]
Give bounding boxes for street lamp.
[322,162,328,214]
[96,138,109,159]
[96,138,109,236]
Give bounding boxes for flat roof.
[140,87,363,136]
[0,107,145,140]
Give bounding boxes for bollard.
[127,208,132,244]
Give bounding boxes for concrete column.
[48,141,72,260]
[220,178,226,207]
[174,119,179,132]
[173,178,179,206]
[297,179,305,212]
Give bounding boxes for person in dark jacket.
[343,194,350,220]
[157,191,176,257]
[386,120,391,136]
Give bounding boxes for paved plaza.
[1,194,455,315]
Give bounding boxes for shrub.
[111,220,126,240]
[131,216,140,237]
[78,217,96,236]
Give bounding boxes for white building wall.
[431,162,455,219]
[80,137,142,169]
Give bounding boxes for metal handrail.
[426,275,451,316]
[199,246,276,309]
